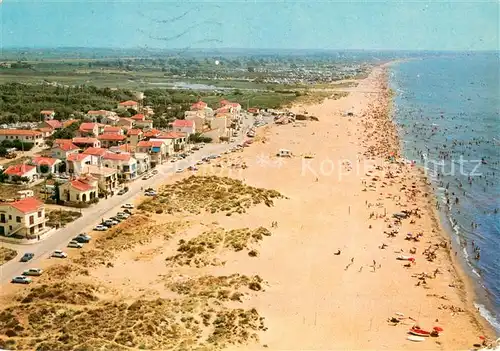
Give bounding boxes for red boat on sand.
[409,328,431,337]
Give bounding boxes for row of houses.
[183,99,242,139]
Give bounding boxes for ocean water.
[389,53,500,333]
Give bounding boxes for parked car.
[152,170,158,175]
[117,188,127,195]
[116,212,130,219]
[22,268,43,276]
[122,203,134,209]
[176,168,184,173]
[142,175,149,180]
[20,253,34,262]
[103,219,119,226]
[144,191,157,196]
[94,224,107,231]
[51,250,68,258]
[110,216,123,222]
[12,276,32,284]
[75,233,91,242]
[73,236,89,243]
[123,208,133,215]
[67,241,84,249]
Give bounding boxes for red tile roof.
[53,139,73,145]
[137,140,162,148]
[220,100,230,106]
[191,101,207,110]
[97,134,126,141]
[119,100,138,107]
[40,110,55,115]
[55,142,79,151]
[157,131,186,139]
[72,137,99,144]
[137,141,152,147]
[0,129,42,137]
[116,144,134,153]
[69,179,94,192]
[103,126,123,134]
[143,128,161,138]
[82,147,107,157]
[131,114,145,120]
[37,127,54,133]
[67,153,91,162]
[103,152,131,161]
[151,141,164,147]
[4,164,36,177]
[4,197,43,214]
[127,128,142,136]
[32,157,59,167]
[44,120,63,129]
[79,123,99,132]
[172,119,194,128]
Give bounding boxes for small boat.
[407,335,426,342]
[397,255,415,261]
[409,328,431,337]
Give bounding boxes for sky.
[0,0,498,51]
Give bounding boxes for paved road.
[0,115,254,284]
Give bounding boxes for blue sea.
[389,53,500,333]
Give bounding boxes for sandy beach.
[0,65,494,351]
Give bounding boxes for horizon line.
[1,47,499,53]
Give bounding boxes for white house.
[102,152,138,180]
[31,157,62,175]
[172,119,196,135]
[3,164,37,183]
[0,130,44,147]
[0,197,47,237]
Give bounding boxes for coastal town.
[0,61,496,350]
[0,96,255,237]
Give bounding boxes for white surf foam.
[474,303,500,334]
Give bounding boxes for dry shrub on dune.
[138,176,285,215]
[16,281,103,305]
[0,283,265,351]
[166,227,271,267]
[0,247,17,266]
[168,274,265,302]
[39,264,89,282]
[95,215,189,252]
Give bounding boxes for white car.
[52,250,68,258]
[67,240,84,249]
[104,219,119,226]
[94,224,107,231]
[116,212,130,219]
[176,168,184,173]
[122,203,134,209]
[22,268,43,276]
[12,276,32,284]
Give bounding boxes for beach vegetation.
[0,247,17,266]
[138,176,285,215]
